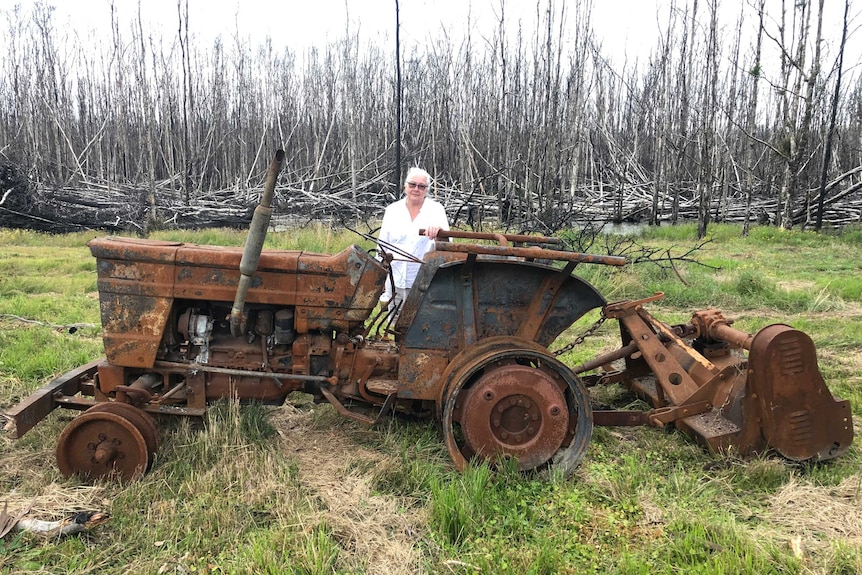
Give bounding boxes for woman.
[377,167,450,315]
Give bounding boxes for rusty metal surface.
[618,312,703,406]
[608,302,767,455]
[434,241,627,266]
[597,298,854,462]
[399,256,606,350]
[690,308,755,349]
[394,348,449,400]
[89,240,178,367]
[440,341,593,476]
[748,324,853,460]
[392,256,606,401]
[231,150,285,336]
[2,358,101,438]
[88,236,387,369]
[434,336,548,420]
[56,408,151,480]
[455,362,570,470]
[592,411,650,426]
[430,229,564,246]
[87,402,159,469]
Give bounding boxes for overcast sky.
[0,0,678,64]
[0,0,858,74]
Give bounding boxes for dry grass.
[271,405,429,575]
[766,474,862,544]
[776,280,819,292]
[0,483,111,522]
[760,473,862,573]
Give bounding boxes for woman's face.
[404,176,429,203]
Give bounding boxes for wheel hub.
[92,437,119,464]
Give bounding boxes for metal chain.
[553,312,608,356]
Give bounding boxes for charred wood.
[1,164,861,233]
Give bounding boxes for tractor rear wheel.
[440,343,592,477]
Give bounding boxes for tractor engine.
[87,233,392,412]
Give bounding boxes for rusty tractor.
[2,151,853,480]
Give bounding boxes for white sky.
[0,0,858,75]
[0,0,673,63]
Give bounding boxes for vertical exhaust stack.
[230,149,285,337]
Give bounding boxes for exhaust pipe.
[230,149,285,336]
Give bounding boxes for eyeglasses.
[406,181,428,190]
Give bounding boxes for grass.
[0,222,860,574]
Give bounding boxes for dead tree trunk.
[394,0,403,190]
[743,0,765,236]
[815,0,849,231]
[697,0,719,239]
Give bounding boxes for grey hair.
[404,167,431,187]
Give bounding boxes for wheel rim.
[56,411,150,480]
[441,347,592,477]
[86,402,159,470]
